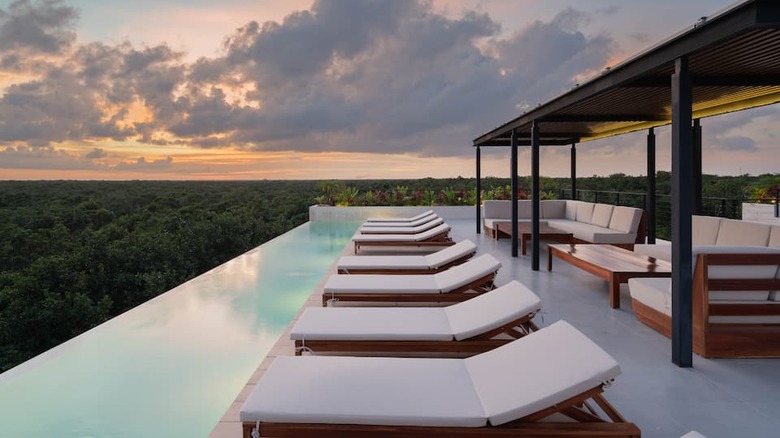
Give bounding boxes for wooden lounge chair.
[365,209,436,223]
[294,280,541,356]
[240,320,640,438]
[322,254,501,305]
[359,217,445,235]
[337,240,477,274]
[353,223,453,253]
[362,212,440,228]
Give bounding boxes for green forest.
[0,174,776,372]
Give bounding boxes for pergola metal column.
[671,56,694,368]
[692,119,703,215]
[646,128,657,244]
[531,121,541,271]
[510,130,519,258]
[570,143,577,199]
[476,146,481,234]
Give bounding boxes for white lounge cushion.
[324,254,500,295]
[291,307,453,341]
[291,280,542,342]
[352,223,450,243]
[714,220,771,246]
[424,240,478,269]
[590,204,613,227]
[542,200,566,219]
[564,200,579,220]
[433,254,501,292]
[465,321,621,426]
[241,355,485,427]
[692,215,722,245]
[360,217,444,234]
[444,280,542,340]
[366,210,435,222]
[362,214,439,228]
[242,321,620,428]
[609,206,642,234]
[681,432,707,438]
[576,202,595,224]
[336,240,476,272]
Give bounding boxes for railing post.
[775,188,779,218]
[616,192,620,206]
[594,192,599,203]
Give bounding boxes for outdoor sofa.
[630,216,780,357]
[293,280,541,356]
[482,200,645,247]
[240,320,640,437]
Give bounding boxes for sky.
[0,0,777,180]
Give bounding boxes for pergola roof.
[473,0,780,147]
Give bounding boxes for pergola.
[472,0,780,367]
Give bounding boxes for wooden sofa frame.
[632,252,780,358]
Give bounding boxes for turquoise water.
[0,221,358,437]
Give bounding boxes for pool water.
[0,221,358,437]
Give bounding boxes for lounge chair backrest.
[413,223,451,241]
[366,210,435,222]
[433,254,500,292]
[444,280,541,340]
[424,240,477,268]
[464,320,621,426]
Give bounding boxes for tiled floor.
[210,218,780,438]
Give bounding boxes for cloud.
[114,156,174,171]
[0,0,623,161]
[0,0,78,54]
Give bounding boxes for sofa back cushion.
[516,200,532,220]
[483,200,511,219]
[609,206,642,233]
[692,215,722,245]
[590,204,614,227]
[575,202,595,224]
[541,200,566,219]
[767,225,780,247]
[564,200,579,220]
[715,220,771,246]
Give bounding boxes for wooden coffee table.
[547,244,672,309]
[495,222,574,255]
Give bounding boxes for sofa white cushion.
[564,200,579,220]
[241,355,486,427]
[633,243,672,262]
[590,231,639,244]
[465,321,620,426]
[609,206,642,234]
[483,200,512,220]
[291,307,454,341]
[575,202,595,224]
[769,226,780,247]
[541,200,566,219]
[715,220,771,246]
[516,200,532,220]
[548,221,605,242]
[590,204,614,227]
[692,216,722,245]
[629,277,671,316]
[444,281,542,341]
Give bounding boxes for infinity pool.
[0,221,358,437]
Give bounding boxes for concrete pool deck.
[210,217,780,438]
